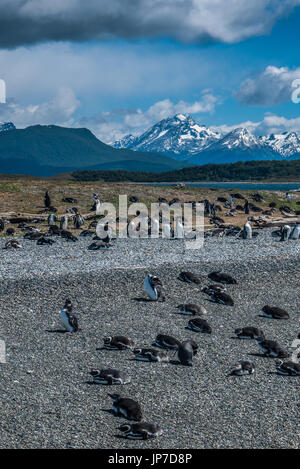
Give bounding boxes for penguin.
[118,422,163,440]
[150,218,159,237]
[202,284,226,295]
[88,241,111,250]
[60,215,68,231]
[6,228,15,236]
[73,210,85,229]
[230,361,255,376]
[244,200,250,214]
[280,225,291,241]
[143,274,165,301]
[4,240,21,249]
[187,317,212,334]
[91,368,131,385]
[234,327,265,340]
[48,225,61,236]
[61,230,78,242]
[177,340,194,366]
[261,305,290,320]
[275,359,300,376]
[47,214,57,225]
[0,218,4,232]
[210,291,234,306]
[256,339,289,358]
[44,191,51,208]
[208,271,237,284]
[24,232,43,241]
[176,304,207,316]
[103,336,135,350]
[154,334,180,350]
[37,236,55,245]
[132,348,169,362]
[108,394,142,421]
[178,271,201,284]
[243,220,252,240]
[175,218,184,238]
[79,230,94,237]
[290,223,300,240]
[60,299,79,333]
[162,223,174,239]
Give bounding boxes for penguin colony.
[1,190,300,442]
[56,264,299,441]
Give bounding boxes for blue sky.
[0,0,300,142]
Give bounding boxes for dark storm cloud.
[0,0,299,48]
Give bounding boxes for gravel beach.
[0,231,299,449]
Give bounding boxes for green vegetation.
[72,159,300,182]
[0,125,185,176]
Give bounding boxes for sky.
[0,0,300,143]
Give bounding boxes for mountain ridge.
[113,114,300,164]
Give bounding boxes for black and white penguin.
[108,394,142,421]
[44,191,51,208]
[60,299,79,333]
[178,271,201,284]
[280,225,291,241]
[143,274,165,301]
[88,241,111,250]
[290,223,300,240]
[187,318,212,334]
[261,305,290,320]
[208,271,237,284]
[242,220,252,239]
[177,340,194,366]
[118,422,163,440]
[60,215,68,231]
[48,213,57,225]
[176,303,207,316]
[231,361,255,376]
[133,348,169,362]
[4,239,21,249]
[103,336,135,350]
[91,368,131,385]
[202,284,226,295]
[234,327,265,340]
[61,230,78,242]
[275,359,300,376]
[154,334,180,350]
[257,339,289,358]
[73,210,85,229]
[210,291,234,306]
[37,236,55,245]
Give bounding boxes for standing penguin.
[243,220,252,239]
[60,299,79,333]
[280,225,292,241]
[290,223,300,240]
[44,191,51,208]
[244,200,250,215]
[143,274,165,301]
[60,215,68,231]
[73,208,85,229]
[48,214,57,226]
[175,218,184,238]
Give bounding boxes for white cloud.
[78,93,219,142]
[0,1,299,47]
[0,87,80,127]
[212,113,300,136]
[236,65,300,106]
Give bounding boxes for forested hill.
[72,159,300,182]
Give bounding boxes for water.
[144,182,300,191]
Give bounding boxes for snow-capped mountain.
[0,122,15,132]
[113,114,300,165]
[261,131,300,156]
[114,114,221,159]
